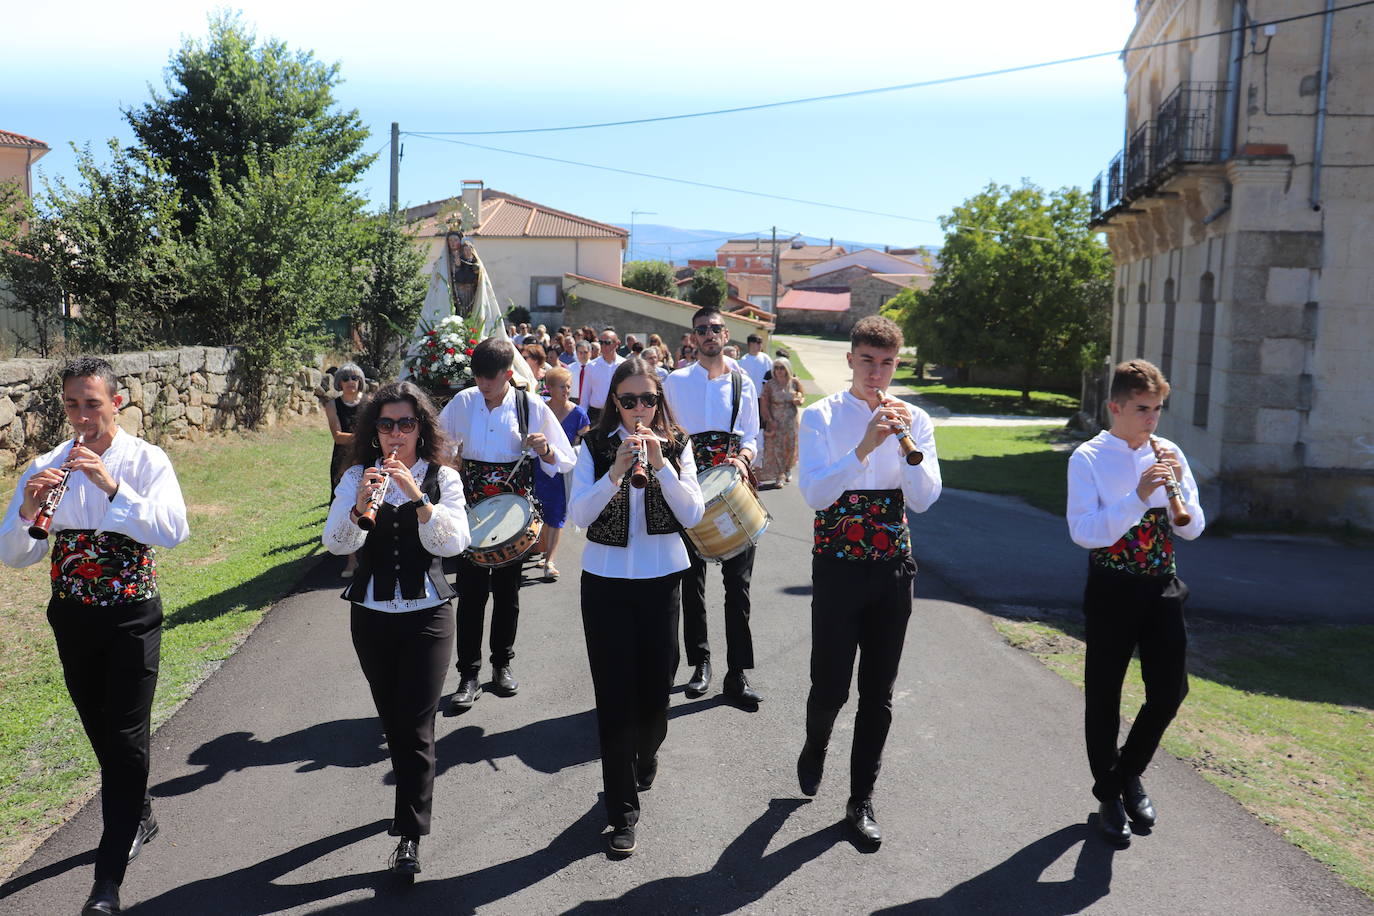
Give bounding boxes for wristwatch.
[411,494,432,508]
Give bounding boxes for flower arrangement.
[406,314,484,394]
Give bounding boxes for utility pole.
[389,122,400,214]
[770,225,781,314]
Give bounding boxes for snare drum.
[467,493,543,568]
[685,465,770,561]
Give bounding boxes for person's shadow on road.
[873,821,1115,915]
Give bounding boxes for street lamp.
[630,210,657,261]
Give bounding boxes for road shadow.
[873,822,1114,915]
[162,548,331,631]
[0,850,96,900]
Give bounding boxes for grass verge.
[994,610,1374,899]
[0,418,333,879]
[934,425,1080,514]
[894,372,1079,418]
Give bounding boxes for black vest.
[585,429,689,547]
[341,462,456,604]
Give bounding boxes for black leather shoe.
[81,879,121,915]
[1122,775,1157,827]
[636,755,658,792]
[608,825,636,857]
[449,676,482,711]
[1098,798,1132,845]
[127,809,159,862]
[389,837,421,875]
[723,670,762,707]
[684,661,711,698]
[845,799,882,846]
[491,665,519,696]
[796,743,825,797]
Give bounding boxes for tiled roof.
[777,289,850,313]
[871,273,924,287]
[717,238,781,253]
[0,130,48,150]
[565,273,774,329]
[408,190,627,240]
[780,244,845,261]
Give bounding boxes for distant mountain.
[619,224,939,266]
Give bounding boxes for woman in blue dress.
[534,366,590,579]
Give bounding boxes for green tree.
[0,181,65,357]
[621,259,679,299]
[889,181,1111,403]
[187,147,365,425]
[686,265,728,310]
[355,211,428,378]
[124,11,373,233]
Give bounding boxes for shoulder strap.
[516,388,530,440]
[730,370,742,433]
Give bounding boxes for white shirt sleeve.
[0,460,49,568]
[324,466,368,556]
[1066,451,1150,549]
[101,446,190,548]
[656,444,705,528]
[901,409,942,514]
[798,407,864,511]
[417,466,471,556]
[569,443,619,528]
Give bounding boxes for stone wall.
[0,346,326,470]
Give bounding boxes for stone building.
[776,268,924,336]
[1091,0,1374,527]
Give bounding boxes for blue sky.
[6,1,1139,250]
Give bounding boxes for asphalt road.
[3,478,1370,914]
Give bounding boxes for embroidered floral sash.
[813,489,910,562]
[1090,508,1176,577]
[691,430,741,472]
[51,530,158,606]
[462,457,536,508]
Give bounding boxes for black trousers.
[453,555,521,676]
[806,556,914,804]
[1082,566,1190,802]
[681,542,755,671]
[47,595,162,885]
[351,601,454,837]
[581,571,682,829]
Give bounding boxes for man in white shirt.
[569,339,594,405]
[738,334,772,430]
[796,315,941,847]
[662,306,763,707]
[1066,359,1204,846]
[581,329,626,424]
[1,357,190,914]
[438,339,575,710]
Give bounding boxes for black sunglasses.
[376,417,419,433]
[616,393,660,410]
[599,338,616,346]
[693,324,726,336]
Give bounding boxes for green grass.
[0,420,332,878]
[994,613,1374,899]
[893,372,1079,418]
[934,425,1077,514]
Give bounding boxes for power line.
[402,132,1051,241]
[408,1,1374,137]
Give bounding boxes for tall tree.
[355,211,429,379]
[124,11,373,233]
[0,180,65,357]
[621,260,679,299]
[686,265,728,310]
[888,181,1112,402]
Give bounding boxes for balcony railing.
[1125,123,1153,194]
[1090,173,1103,221]
[1107,152,1124,211]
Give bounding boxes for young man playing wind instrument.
[1067,359,1205,846]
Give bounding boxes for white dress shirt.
[662,361,760,455]
[1,430,190,568]
[1067,430,1206,548]
[580,354,625,414]
[569,427,705,579]
[438,385,575,476]
[570,359,592,404]
[323,461,472,612]
[798,390,941,514]
[738,351,772,396]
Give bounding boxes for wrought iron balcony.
[1090,173,1103,221]
[1125,123,1153,194]
[1107,153,1124,210]
[1154,82,1227,174]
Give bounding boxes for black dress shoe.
[81,879,121,915]
[449,676,482,711]
[636,755,658,792]
[845,799,882,846]
[723,670,762,706]
[127,809,159,862]
[1097,798,1132,845]
[684,661,711,698]
[1122,775,1157,827]
[608,825,636,857]
[491,665,519,696]
[389,837,421,875]
[796,743,825,797]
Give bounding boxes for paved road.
[4,478,1370,914]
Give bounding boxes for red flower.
[428,329,437,336]
[872,531,890,551]
[712,453,727,466]
[464,348,474,356]
[446,347,456,355]
[845,523,865,542]
[50,564,59,580]
[483,484,501,496]
[74,561,103,579]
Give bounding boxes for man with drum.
[795,315,941,847]
[662,307,763,707]
[439,338,575,710]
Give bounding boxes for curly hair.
[348,380,451,469]
[850,315,903,351]
[1110,359,1171,403]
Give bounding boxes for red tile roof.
[777,289,850,313]
[0,130,48,150]
[565,273,774,329]
[408,190,627,240]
